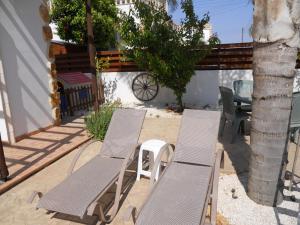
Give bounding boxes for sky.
[170,0,253,43]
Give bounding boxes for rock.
[42,25,53,41]
[52,107,61,125]
[49,79,58,92]
[48,44,54,59]
[39,4,50,23]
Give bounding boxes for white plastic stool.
[136,139,168,181]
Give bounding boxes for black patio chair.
[233,80,253,99]
[219,86,250,143]
[233,80,253,112]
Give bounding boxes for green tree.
[119,0,218,110]
[51,0,118,49]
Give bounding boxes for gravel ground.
[218,174,299,225]
[124,102,219,118]
[124,102,182,118]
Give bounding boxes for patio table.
[234,95,252,113]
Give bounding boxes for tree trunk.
[85,0,104,111]
[176,94,184,112]
[248,41,298,206]
[0,135,9,180]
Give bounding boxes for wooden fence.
[55,53,91,73]
[60,85,94,117]
[54,42,300,73]
[196,42,253,70]
[50,41,86,56]
[97,50,140,72]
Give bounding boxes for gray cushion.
[101,109,146,159]
[174,110,220,166]
[136,162,212,225]
[37,156,123,217]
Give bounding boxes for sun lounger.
[28,108,146,222]
[134,109,221,225]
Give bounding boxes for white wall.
[49,23,63,42]
[101,70,251,108]
[203,29,211,42]
[101,69,300,108]
[116,0,168,25]
[117,3,134,15]
[0,55,10,142]
[116,0,167,13]
[0,1,53,140]
[218,70,253,89]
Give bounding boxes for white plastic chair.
[136,139,170,181]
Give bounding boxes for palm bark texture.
[248,0,300,206]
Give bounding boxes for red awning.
[58,72,91,84]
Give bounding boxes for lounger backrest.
[173,109,221,166]
[101,108,146,159]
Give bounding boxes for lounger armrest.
[149,143,174,188]
[131,144,174,222]
[67,139,100,176]
[98,144,139,223]
[210,149,224,225]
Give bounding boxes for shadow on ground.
[218,118,300,225]
[218,118,251,191]
[3,116,86,180]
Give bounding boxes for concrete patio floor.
[0,115,299,225]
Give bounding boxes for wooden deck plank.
[0,117,91,194]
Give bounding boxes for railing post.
[0,134,9,182]
[75,87,79,111]
[66,88,74,116]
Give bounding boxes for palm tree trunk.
[248,41,298,206]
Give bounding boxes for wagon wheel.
[132,73,159,101]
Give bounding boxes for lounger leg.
[137,148,143,181]
[27,191,43,205]
[67,139,100,176]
